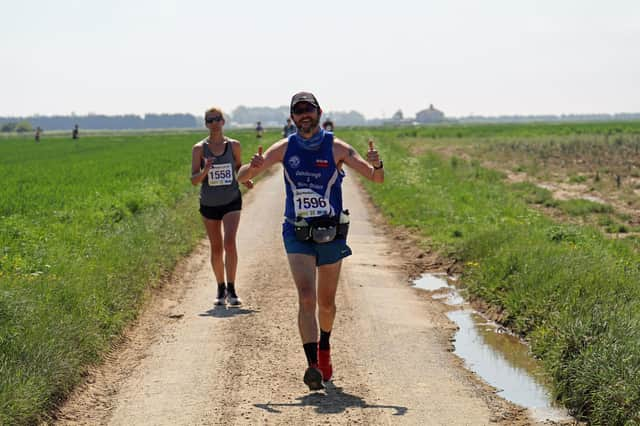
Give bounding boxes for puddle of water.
[412,274,572,422]
[431,292,464,306]
[412,273,451,291]
[447,310,570,420]
[445,293,464,306]
[412,273,462,306]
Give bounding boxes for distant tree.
[1,122,17,132]
[231,106,290,125]
[323,110,366,126]
[16,121,33,133]
[0,113,199,131]
[392,109,404,121]
[144,113,197,129]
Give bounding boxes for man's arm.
[335,138,384,183]
[230,140,254,189]
[237,139,288,183]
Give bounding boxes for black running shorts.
[199,196,242,220]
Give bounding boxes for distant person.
[35,127,42,142]
[191,107,252,307]
[255,121,264,139]
[282,118,296,138]
[72,124,79,140]
[322,119,334,132]
[238,91,384,391]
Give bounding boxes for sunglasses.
[292,104,317,115]
[205,116,224,123]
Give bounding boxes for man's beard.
[294,115,320,134]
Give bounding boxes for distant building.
[415,104,445,123]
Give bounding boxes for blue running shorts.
[283,237,352,266]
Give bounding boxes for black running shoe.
[227,292,242,307]
[303,364,324,391]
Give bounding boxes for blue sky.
[3,0,639,118]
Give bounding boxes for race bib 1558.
[207,163,233,186]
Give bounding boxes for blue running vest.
[282,129,345,238]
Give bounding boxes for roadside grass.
[510,182,559,207]
[557,199,614,216]
[468,131,640,212]
[0,131,265,425]
[343,124,640,424]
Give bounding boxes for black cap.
[290,91,320,113]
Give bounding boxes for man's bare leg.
[317,260,342,332]
[287,253,324,390]
[287,253,318,343]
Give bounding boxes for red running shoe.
[318,348,333,381]
[303,363,324,390]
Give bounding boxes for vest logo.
[288,155,301,169]
[315,159,329,168]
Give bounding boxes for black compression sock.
[303,342,318,365]
[226,282,236,297]
[319,329,331,350]
[216,283,226,298]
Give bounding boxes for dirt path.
[55,168,533,425]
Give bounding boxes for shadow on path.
[255,383,407,416]
[199,306,258,318]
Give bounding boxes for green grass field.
[0,130,267,424]
[2,122,640,424]
[345,123,640,424]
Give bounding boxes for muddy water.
[412,274,572,422]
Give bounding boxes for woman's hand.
[203,156,214,172]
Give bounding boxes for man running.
[282,118,296,137]
[238,91,384,390]
[322,118,334,132]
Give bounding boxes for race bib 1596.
[293,188,331,218]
